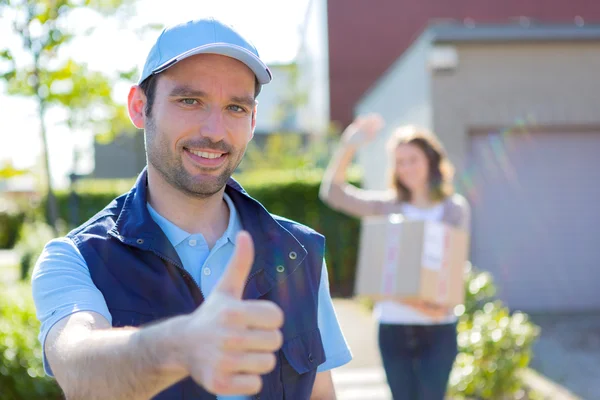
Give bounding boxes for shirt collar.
[146,192,241,248]
[222,192,242,244]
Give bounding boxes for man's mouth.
[186,149,225,159]
[184,147,228,168]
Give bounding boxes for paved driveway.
[529,312,600,400]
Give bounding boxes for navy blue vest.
[67,169,326,399]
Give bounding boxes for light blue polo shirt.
[32,193,352,399]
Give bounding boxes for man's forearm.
[50,315,188,400]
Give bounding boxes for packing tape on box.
[436,226,451,304]
[381,214,403,296]
[421,222,452,305]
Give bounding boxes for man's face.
[142,54,257,198]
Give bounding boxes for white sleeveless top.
[373,203,458,325]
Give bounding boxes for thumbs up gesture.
[178,231,284,395]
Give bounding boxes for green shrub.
[0,207,25,249]
[15,220,61,281]
[42,190,118,230]
[448,263,541,399]
[43,169,362,296]
[0,283,62,399]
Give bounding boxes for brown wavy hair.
[386,125,455,202]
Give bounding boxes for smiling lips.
[184,147,227,168]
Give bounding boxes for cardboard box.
[354,215,470,308]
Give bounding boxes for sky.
[0,0,310,188]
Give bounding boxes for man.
[32,18,351,399]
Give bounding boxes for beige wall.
[431,41,600,175]
[355,34,434,190]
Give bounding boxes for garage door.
[466,129,600,312]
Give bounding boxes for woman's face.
[394,143,430,192]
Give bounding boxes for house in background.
[355,22,600,313]
[0,174,39,204]
[295,0,600,313]
[296,0,331,136]
[92,63,307,179]
[299,0,600,128]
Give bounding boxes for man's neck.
[146,168,230,249]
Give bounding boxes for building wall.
[431,40,600,311]
[93,131,146,179]
[431,41,600,173]
[328,0,600,127]
[354,33,435,190]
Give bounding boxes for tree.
[0,0,139,234]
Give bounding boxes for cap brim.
[152,43,272,85]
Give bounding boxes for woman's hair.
[386,125,455,202]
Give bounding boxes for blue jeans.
[378,323,458,400]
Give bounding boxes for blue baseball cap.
[138,18,272,88]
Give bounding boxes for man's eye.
[181,99,197,105]
[229,105,245,112]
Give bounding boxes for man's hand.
[177,231,284,395]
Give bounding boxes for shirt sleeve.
[316,259,353,372]
[31,237,113,376]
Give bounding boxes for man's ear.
[128,85,147,129]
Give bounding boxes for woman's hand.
[400,298,451,320]
[341,113,385,147]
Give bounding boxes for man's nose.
[200,109,226,142]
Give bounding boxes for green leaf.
[0,49,13,61]
[118,66,139,81]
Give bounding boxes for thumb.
[214,230,255,299]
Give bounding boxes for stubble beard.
[144,116,245,199]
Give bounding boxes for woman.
[319,114,470,400]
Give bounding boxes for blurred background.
[1,0,599,399]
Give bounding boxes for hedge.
[0,209,25,249]
[45,170,361,296]
[0,283,63,399]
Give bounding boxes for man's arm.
[311,371,337,400]
[46,311,188,400]
[39,231,282,400]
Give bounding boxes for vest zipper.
[244,269,262,291]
